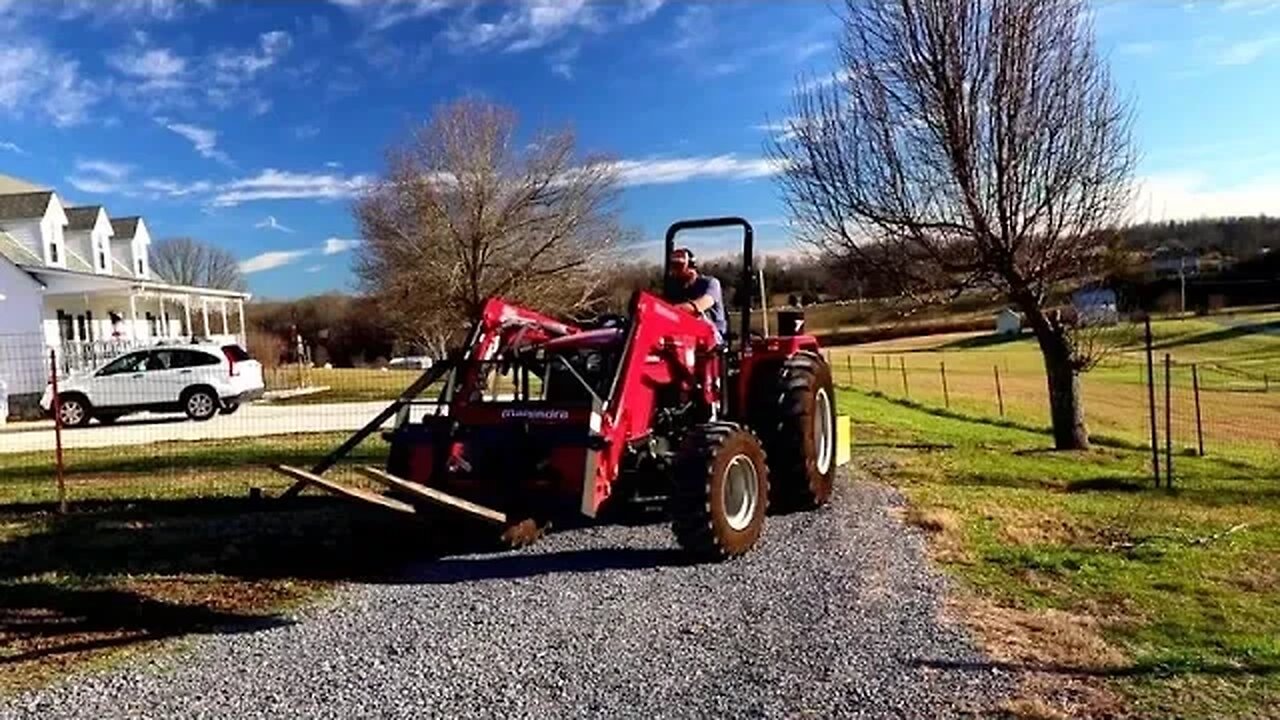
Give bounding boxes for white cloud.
[304,264,325,274]
[162,121,231,164]
[611,155,783,186]
[324,160,343,168]
[0,45,101,126]
[213,168,373,206]
[141,178,213,197]
[792,40,830,62]
[1216,34,1280,65]
[329,0,456,31]
[56,0,215,23]
[1133,171,1280,221]
[240,249,312,274]
[76,159,131,180]
[255,215,295,233]
[107,47,187,86]
[0,140,24,154]
[214,30,292,80]
[294,124,320,140]
[1117,41,1159,56]
[622,0,665,23]
[66,175,122,194]
[322,237,359,255]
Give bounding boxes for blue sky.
[1,0,1279,299]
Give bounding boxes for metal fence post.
[940,361,950,408]
[900,356,910,398]
[1164,353,1174,489]
[50,349,67,514]
[1144,316,1160,487]
[1192,363,1205,457]
[994,365,1005,417]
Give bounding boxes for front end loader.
[275,217,849,560]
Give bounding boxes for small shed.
[994,308,1021,336]
[1072,286,1119,326]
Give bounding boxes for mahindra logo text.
[501,408,571,421]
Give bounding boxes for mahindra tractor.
[276,217,841,560]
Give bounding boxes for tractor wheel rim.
[815,387,834,475]
[189,394,213,417]
[723,454,759,532]
[61,402,83,425]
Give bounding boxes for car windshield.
[98,353,149,376]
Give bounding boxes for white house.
[994,308,1021,336]
[0,174,250,417]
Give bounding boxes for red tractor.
[277,217,838,560]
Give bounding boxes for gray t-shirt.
[670,275,727,339]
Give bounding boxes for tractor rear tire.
[671,423,769,561]
[760,351,837,512]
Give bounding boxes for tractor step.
[354,466,508,526]
[272,464,417,515]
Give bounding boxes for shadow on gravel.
[402,547,691,584]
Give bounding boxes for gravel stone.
[0,472,1013,719]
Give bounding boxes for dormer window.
[49,240,60,264]
[137,257,145,275]
[99,245,109,271]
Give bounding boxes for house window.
[85,311,95,341]
[49,241,60,265]
[137,258,145,275]
[57,310,74,342]
[146,312,157,337]
[75,315,87,342]
[98,248,108,271]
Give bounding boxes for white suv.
[41,343,265,427]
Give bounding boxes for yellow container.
[835,414,852,466]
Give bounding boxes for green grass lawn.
[838,388,1280,719]
[828,311,1280,464]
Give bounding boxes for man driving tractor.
[667,247,727,344]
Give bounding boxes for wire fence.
[3,316,1277,511]
[824,320,1280,482]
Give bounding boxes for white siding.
[41,197,68,269]
[108,236,133,275]
[0,260,47,395]
[65,228,95,270]
[133,220,152,278]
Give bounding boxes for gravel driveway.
[0,475,1011,719]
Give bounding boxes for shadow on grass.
[1,582,292,667]
[0,495,454,679]
[936,332,1027,350]
[912,656,1280,679]
[1150,320,1280,353]
[1065,477,1149,493]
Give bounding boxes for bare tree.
[771,0,1135,449]
[354,99,625,356]
[150,236,247,292]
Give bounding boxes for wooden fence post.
[940,361,950,408]
[1192,363,1204,457]
[900,356,910,398]
[846,355,853,385]
[1164,353,1174,489]
[50,349,67,514]
[994,365,1005,417]
[871,356,879,389]
[1144,317,1160,487]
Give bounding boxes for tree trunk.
[1021,303,1090,450]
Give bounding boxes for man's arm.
[679,277,719,315]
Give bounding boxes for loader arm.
[581,291,721,516]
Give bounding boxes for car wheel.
[58,396,92,428]
[183,388,219,421]
[220,402,240,415]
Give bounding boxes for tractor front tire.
[671,423,769,561]
[763,351,837,512]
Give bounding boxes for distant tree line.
[1120,216,1280,258]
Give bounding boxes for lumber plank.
[273,464,417,515]
[355,466,507,525]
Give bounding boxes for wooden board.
[836,414,852,467]
[355,466,507,525]
[273,464,417,515]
